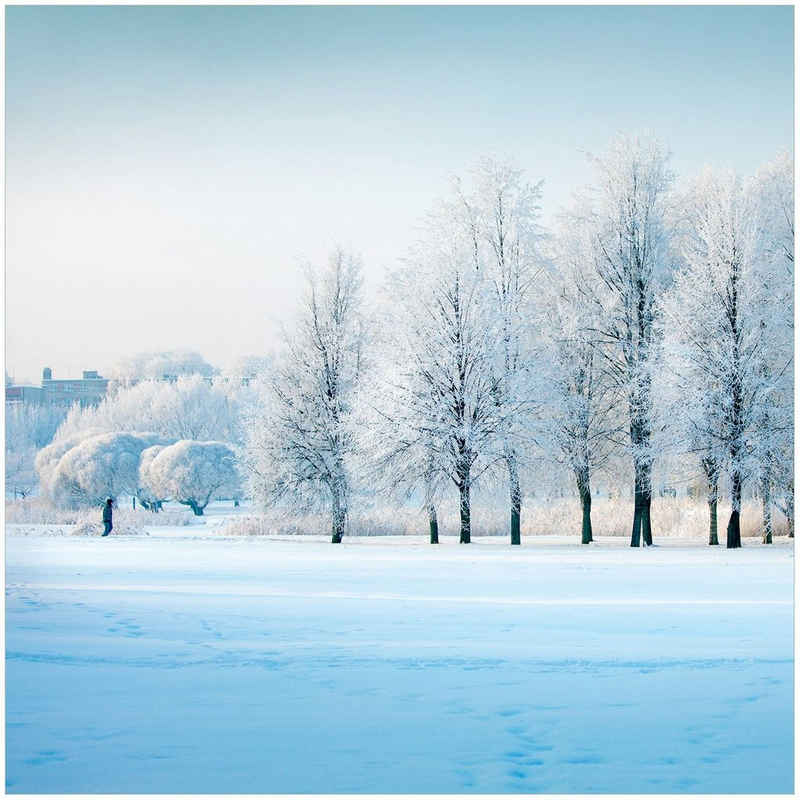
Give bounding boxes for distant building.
[4,385,44,405]
[5,367,109,407]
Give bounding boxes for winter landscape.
[5,506,795,794]
[5,4,794,795]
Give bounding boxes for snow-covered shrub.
[49,432,168,508]
[141,440,240,515]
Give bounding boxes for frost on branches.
[663,167,793,548]
[241,249,364,543]
[140,440,240,516]
[543,204,623,543]
[364,192,519,544]
[585,134,674,547]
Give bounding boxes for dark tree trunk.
[576,468,593,544]
[459,478,471,544]
[428,504,439,544]
[631,493,642,547]
[708,497,719,546]
[726,471,743,549]
[331,484,347,544]
[187,499,204,516]
[508,455,521,545]
[703,458,719,545]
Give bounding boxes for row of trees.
[242,136,793,548]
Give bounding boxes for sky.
[5,4,794,384]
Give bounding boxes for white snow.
[5,516,794,794]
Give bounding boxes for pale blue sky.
[5,5,794,383]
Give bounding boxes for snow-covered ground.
[5,514,794,794]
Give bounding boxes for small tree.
[142,440,239,515]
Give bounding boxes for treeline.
[241,135,793,548]
[20,134,793,548]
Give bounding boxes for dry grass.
[5,498,195,529]
[218,494,788,540]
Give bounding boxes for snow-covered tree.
[241,248,364,542]
[141,440,239,515]
[365,203,510,544]
[586,134,674,546]
[662,167,786,548]
[55,375,243,446]
[452,158,544,544]
[543,207,623,543]
[137,445,168,511]
[109,350,216,383]
[5,402,69,497]
[48,432,167,508]
[753,151,794,538]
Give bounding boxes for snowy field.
[5,514,794,794]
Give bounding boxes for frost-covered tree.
[109,350,216,383]
[587,134,674,546]
[753,152,794,538]
[544,208,623,543]
[55,375,243,445]
[141,440,239,515]
[453,158,544,544]
[365,204,509,544]
[34,428,105,503]
[48,432,167,508]
[137,445,168,511]
[662,167,786,548]
[241,249,364,542]
[5,402,69,497]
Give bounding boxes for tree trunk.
[726,471,742,549]
[708,497,718,546]
[187,499,203,516]
[428,504,439,544]
[761,474,773,544]
[576,468,593,544]
[331,487,346,544]
[704,459,719,545]
[788,483,795,538]
[459,478,471,544]
[631,492,642,547]
[508,454,521,546]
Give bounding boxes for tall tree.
[663,167,782,548]
[453,159,543,544]
[587,134,674,547]
[366,206,508,544]
[545,207,623,543]
[241,248,364,543]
